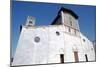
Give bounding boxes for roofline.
[51,14,61,25]
[58,7,78,19]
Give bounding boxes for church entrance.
[85,54,88,62]
[74,51,79,62]
[60,54,64,63]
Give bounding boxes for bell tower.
[20,16,35,32]
[51,7,80,36]
[25,16,35,26]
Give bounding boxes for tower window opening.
[74,30,76,35]
[68,27,71,32]
[29,21,32,24]
[70,21,72,26]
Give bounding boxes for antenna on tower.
[25,16,35,26]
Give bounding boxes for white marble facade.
[12,7,95,66]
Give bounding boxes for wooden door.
[74,51,79,62]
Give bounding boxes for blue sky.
[11,1,96,57]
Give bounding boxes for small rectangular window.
[74,30,76,35]
[70,21,72,26]
[68,27,71,32]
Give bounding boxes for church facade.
[12,7,95,66]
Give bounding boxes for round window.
[83,39,85,42]
[56,31,60,36]
[34,36,40,43]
